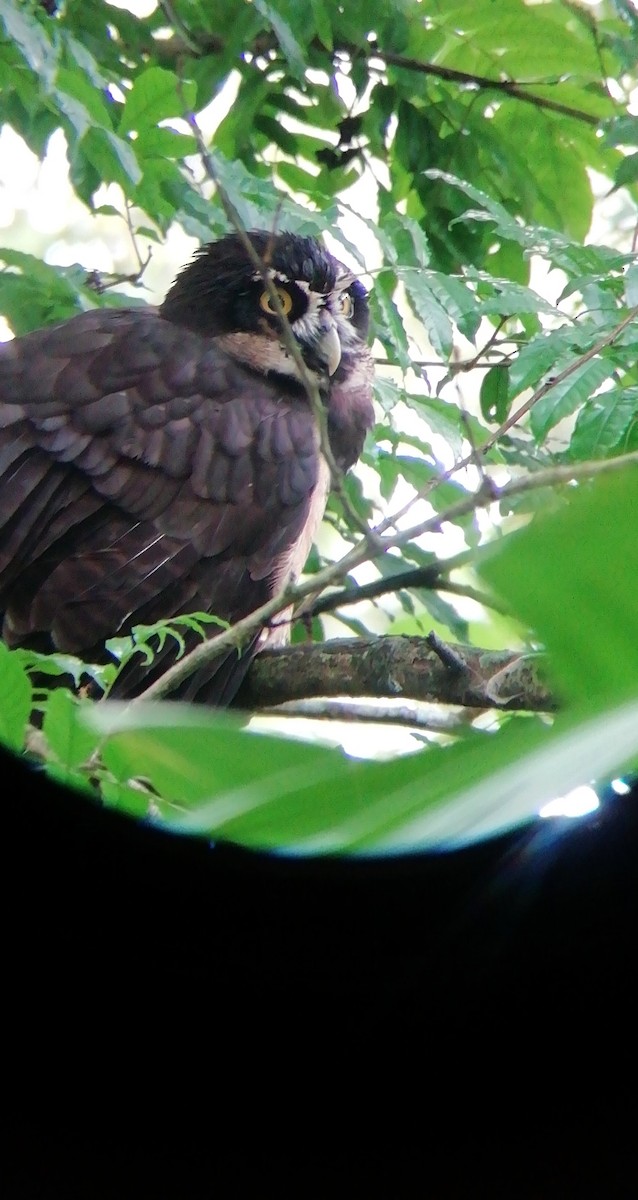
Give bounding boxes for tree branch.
[257,698,469,734]
[308,564,442,616]
[305,565,506,618]
[237,637,554,712]
[364,46,600,125]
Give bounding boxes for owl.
[0,230,374,703]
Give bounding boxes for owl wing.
[0,307,324,702]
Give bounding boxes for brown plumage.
[0,231,374,703]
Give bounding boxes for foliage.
[1,0,638,852]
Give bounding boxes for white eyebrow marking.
[251,268,291,285]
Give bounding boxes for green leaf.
[310,0,333,49]
[133,157,188,228]
[370,273,411,371]
[508,325,595,398]
[81,694,638,855]
[133,126,197,160]
[61,33,110,91]
[376,449,435,501]
[491,104,594,242]
[402,269,481,343]
[370,700,638,853]
[406,393,467,456]
[207,150,326,236]
[276,161,318,194]
[94,204,122,218]
[80,126,142,194]
[613,152,638,191]
[106,613,229,680]
[0,0,55,84]
[569,389,638,459]
[42,690,98,770]
[624,264,638,307]
[14,646,114,691]
[529,355,618,441]
[0,250,103,332]
[253,0,306,77]
[481,467,638,708]
[54,65,113,131]
[601,114,638,148]
[403,274,453,358]
[119,67,196,134]
[253,112,298,156]
[372,376,403,416]
[0,644,31,752]
[412,589,469,642]
[480,367,511,424]
[430,169,526,246]
[468,272,559,321]
[382,213,431,268]
[438,0,602,76]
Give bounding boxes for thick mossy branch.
[238,636,554,713]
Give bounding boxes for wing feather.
[0,307,323,701]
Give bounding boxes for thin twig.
[455,316,510,374]
[306,569,507,618]
[123,199,152,278]
[308,565,441,615]
[426,631,468,674]
[362,46,600,125]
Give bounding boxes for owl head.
[160,230,370,385]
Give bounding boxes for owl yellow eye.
[337,292,354,318]
[259,287,293,315]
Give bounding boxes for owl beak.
[319,322,342,376]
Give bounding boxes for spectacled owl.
[0,231,374,703]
